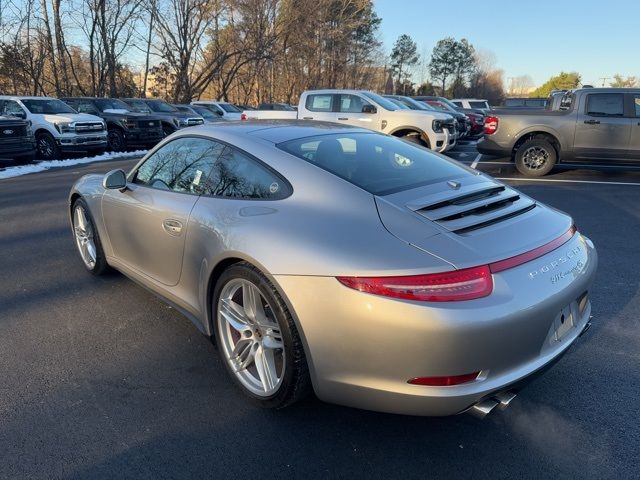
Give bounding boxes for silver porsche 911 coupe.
[69,121,597,417]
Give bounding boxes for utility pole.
[599,77,610,87]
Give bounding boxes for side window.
[3,101,26,117]
[338,94,370,113]
[204,146,290,200]
[586,94,624,117]
[134,137,224,194]
[305,94,333,112]
[633,95,640,117]
[452,101,463,107]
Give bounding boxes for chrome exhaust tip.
[467,399,499,419]
[493,391,517,410]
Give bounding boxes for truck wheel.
[403,134,430,149]
[515,138,557,177]
[36,132,61,160]
[107,128,125,152]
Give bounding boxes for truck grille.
[411,182,536,234]
[75,122,105,133]
[0,125,27,138]
[139,119,160,129]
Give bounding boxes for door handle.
[584,119,600,125]
[338,117,349,120]
[302,117,313,120]
[162,219,183,236]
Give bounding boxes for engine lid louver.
[408,181,536,234]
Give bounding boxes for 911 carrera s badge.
[447,180,461,190]
[269,182,279,193]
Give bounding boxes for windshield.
[428,101,454,113]
[469,101,489,109]
[278,132,467,195]
[361,92,400,111]
[125,100,152,113]
[147,100,178,113]
[219,103,242,113]
[21,99,77,115]
[386,98,410,109]
[190,106,216,119]
[94,98,131,111]
[391,96,433,111]
[436,97,460,111]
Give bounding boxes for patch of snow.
[0,150,147,180]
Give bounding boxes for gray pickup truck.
[478,88,640,176]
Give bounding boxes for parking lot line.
[470,154,482,169]
[496,177,640,186]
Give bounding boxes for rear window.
[277,132,468,195]
[469,101,489,109]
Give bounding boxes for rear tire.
[515,138,557,177]
[71,198,110,275]
[213,262,311,409]
[36,132,61,160]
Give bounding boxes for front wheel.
[72,198,109,275]
[515,138,557,177]
[36,132,61,160]
[213,263,311,409]
[107,128,125,152]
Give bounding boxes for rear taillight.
[484,115,499,135]
[408,372,480,386]
[240,113,247,121]
[336,265,493,302]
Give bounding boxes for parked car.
[120,98,204,136]
[0,96,107,160]
[242,89,457,152]
[0,115,36,163]
[257,103,296,111]
[191,101,243,120]
[413,96,472,138]
[174,104,228,124]
[478,88,640,176]
[501,98,548,109]
[69,121,597,416]
[451,98,491,112]
[61,97,164,151]
[384,95,458,142]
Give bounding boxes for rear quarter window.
[305,94,333,112]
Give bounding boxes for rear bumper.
[477,136,512,156]
[274,233,597,416]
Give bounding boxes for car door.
[101,136,224,286]
[335,93,380,128]
[300,93,337,122]
[628,94,640,162]
[573,92,631,160]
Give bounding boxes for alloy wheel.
[37,136,54,159]
[73,205,97,269]
[217,279,285,396]
[522,146,550,170]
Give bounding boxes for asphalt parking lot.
[1,148,639,479]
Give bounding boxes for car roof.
[0,96,56,100]
[172,120,373,144]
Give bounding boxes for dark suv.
[61,97,164,151]
[0,115,36,163]
[120,98,204,136]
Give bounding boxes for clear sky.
[373,0,640,87]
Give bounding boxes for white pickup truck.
[241,89,457,152]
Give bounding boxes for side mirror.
[361,105,377,114]
[102,169,127,190]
